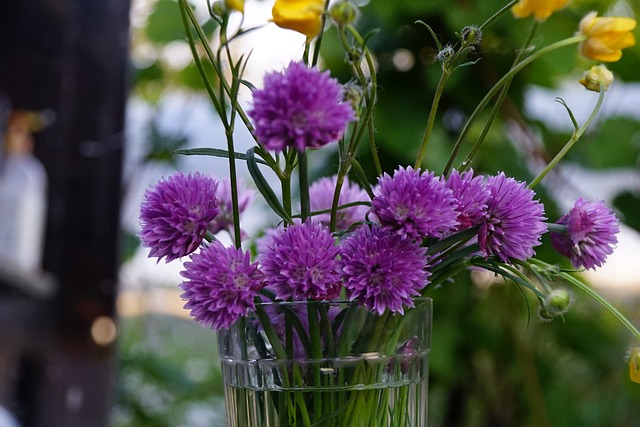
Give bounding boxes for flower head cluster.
[579,12,637,62]
[309,175,369,230]
[139,172,219,262]
[260,221,342,301]
[479,173,547,262]
[550,198,619,270]
[249,61,354,153]
[340,225,429,315]
[372,166,459,239]
[180,241,264,330]
[446,169,490,231]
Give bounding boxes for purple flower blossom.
[259,221,341,301]
[208,178,255,238]
[339,225,429,315]
[446,169,490,230]
[550,198,619,270]
[371,166,459,239]
[179,241,264,330]
[478,173,546,262]
[139,172,219,262]
[248,61,355,152]
[309,175,369,230]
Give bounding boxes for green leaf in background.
[613,191,640,232]
[146,0,186,45]
[586,117,640,169]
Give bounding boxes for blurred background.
[1,0,639,426]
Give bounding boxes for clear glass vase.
[218,298,432,427]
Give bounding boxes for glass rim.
[254,297,432,308]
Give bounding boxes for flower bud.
[538,289,572,321]
[342,83,363,115]
[628,347,640,383]
[225,0,245,13]
[546,289,572,315]
[579,64,614,92]
[461,25,482,47]
[329,1,359,26]
[212,1,226,17]
[537,306,555,323]
[436,45,455,64]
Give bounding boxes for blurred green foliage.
[112,314,226,427]
[119,0,640,425]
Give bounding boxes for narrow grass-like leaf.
[174,147,268,165]
[246,147,293,224]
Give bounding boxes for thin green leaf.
[174,147,268,165]
[555,97,579,132]
[415,21,443,51]
[348,158,374,199]
[246,147,293,224]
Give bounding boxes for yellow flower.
[579,64,614,92]
[579,12,636,62]
[272,0,325,40]
[225,0,244,13]
[629,348,640,384]
[512,0,570,21]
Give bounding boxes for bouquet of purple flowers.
[138,0,639,425]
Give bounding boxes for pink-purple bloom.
[309,175,369,230]
[372,166,459,239]
[248,61,355,152]
[339,225,429,315]
[179,241,264,330]
[550,197,619,270]
[478,173,546,262]
[139,172,219,262]
[259,221,342,301]
[446,169,490,230]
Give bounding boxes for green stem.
[414,68,450,168]
[311,0,332,67]
[367,116,382,176]
[458,21,539,173]
[307,302,323,420]
[528,81,606,189]
[180,0,268,149]
[442,34,586,176]
[561,271,640,341]
[343,25,380,174]
[329,171,347,232]
[298,150,310,221]
[479,0,519,31]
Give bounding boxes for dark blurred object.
[0,0,130,426]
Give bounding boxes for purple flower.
[208,178,255,238]
[339,225,429,315]
[309,175,370,230]
[371,166,459,239]
[259,221,341,301]
[478,173,546,262]
[179,241,264,330]
[446,169,490,230]
[248,61,355,152]
[139,172,219,262]
[550,198,619,270]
